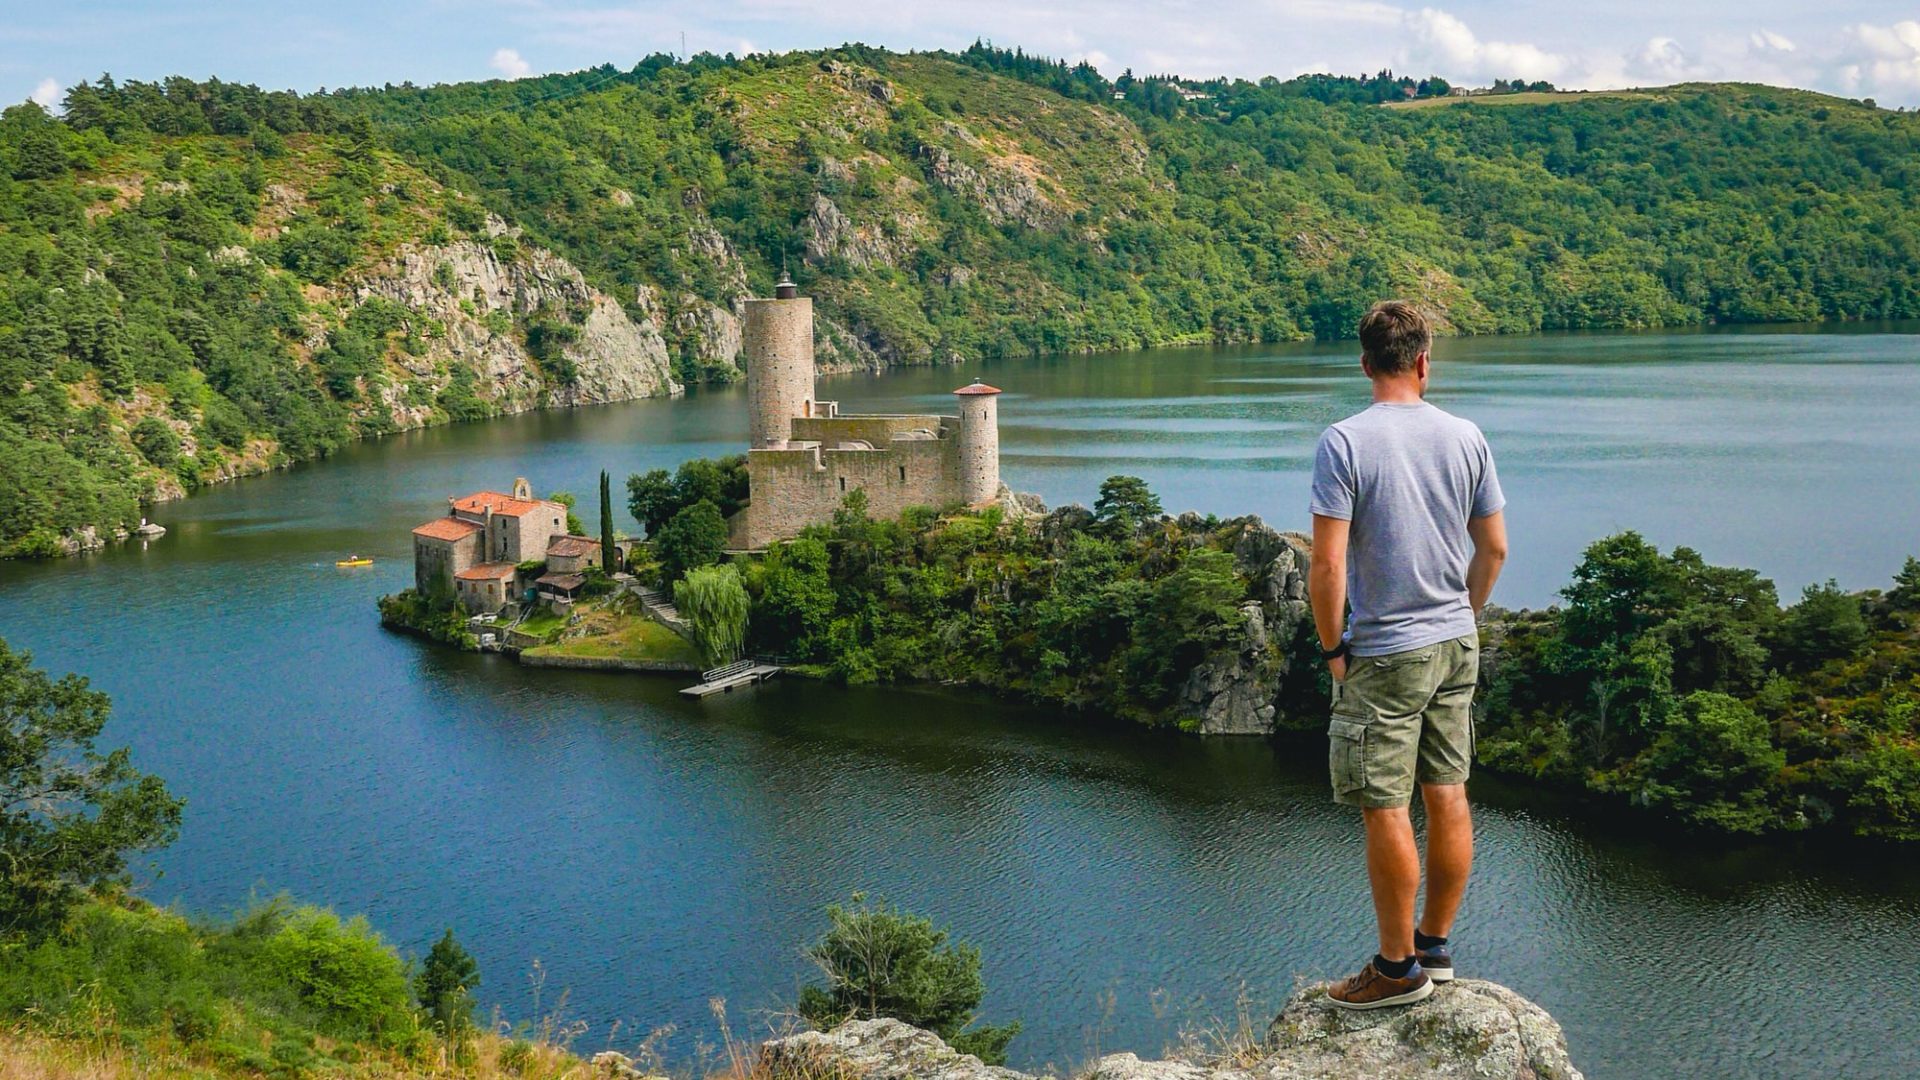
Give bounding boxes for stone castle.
[730,280,1003,549]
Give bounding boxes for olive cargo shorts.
[1328,635,1479,808]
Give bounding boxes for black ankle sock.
[1374,953,1417,979]
[1414,927,1448,950]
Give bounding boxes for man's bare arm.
[1466,510,1509,618]
[1310,513,1351,680]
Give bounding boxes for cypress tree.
[598,469,618,574]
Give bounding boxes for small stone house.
[543,534,630,575]
[454,562,518,613]
[411,477,568,613]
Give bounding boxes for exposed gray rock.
[994,485,1048,521]
[804,194,923,270]
[762,1019,1029,1080]
[58,525,106,556]
[356,238,681,422]
[759,980,1580,1080]
[588,1049,665,1079]
[815,311,891,373]
[673,300,744,376]
[1175,517,1315,735]
[1258,979,1584,1080]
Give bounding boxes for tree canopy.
[0,636,184,937]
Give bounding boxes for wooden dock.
[680,659,783,698]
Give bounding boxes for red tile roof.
[545,535,600,558]
[454,562,519,581]
[953,381,1002,396]
[412,517,483,542]
[452,491,554,518]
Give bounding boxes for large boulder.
[761,1019,1030,1080]
[758,980,1581,1080]
[1255,978,1584,1079]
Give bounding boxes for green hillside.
[5,45,1920,555]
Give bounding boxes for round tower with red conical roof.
[952,380,1002,506]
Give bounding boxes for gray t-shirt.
[1309,402,1505,656]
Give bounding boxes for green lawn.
[522,612,700,665]
[515,609,566,639]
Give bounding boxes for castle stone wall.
[791,414,955,446]
[740,438,963,549]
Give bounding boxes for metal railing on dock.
[681,657,785,699]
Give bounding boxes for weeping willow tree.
[674,563,749,666]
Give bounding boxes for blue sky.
[6,2,1920,108]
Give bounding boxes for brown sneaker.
[1416,942,1453,983]
[1326,958,1433,1011]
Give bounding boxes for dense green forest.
[7,43,1920,556]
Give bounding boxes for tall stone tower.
[743,278,814,449]
[952,381,1002,505]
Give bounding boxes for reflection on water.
[1,326,1918,1079]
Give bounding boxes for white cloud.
[490,47,533,79]
[29,77,60,109]
[1750,30,1794,55]
[1836,21,1920,96]
[1631,36,1691,82]
[1401,7,1565,83]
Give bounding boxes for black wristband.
[1319,640,1351,662]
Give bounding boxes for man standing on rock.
[1307,300,1508,1010]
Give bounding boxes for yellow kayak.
[336,556,374,567]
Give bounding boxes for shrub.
[797,895,1020,1065]
[129,417,180,466]
[258,907,421,1048]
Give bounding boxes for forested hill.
[6,44,1920,556]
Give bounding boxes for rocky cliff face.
[758,979,1582,1080]
[356,232,681,421]
[1172,515,1317,736]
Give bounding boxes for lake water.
[2,325,1919,1079]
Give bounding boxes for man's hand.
[1327,655,1348,683]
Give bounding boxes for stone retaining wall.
[516,653,700,673]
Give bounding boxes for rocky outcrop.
[1174,515,1315,735]
[759,980,1581,1080]
[917,141,1064,232]
[356,235,681,422]
[762,1020,1028,1080]
[804,193,924,270]
[1254,979,1582,1079]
